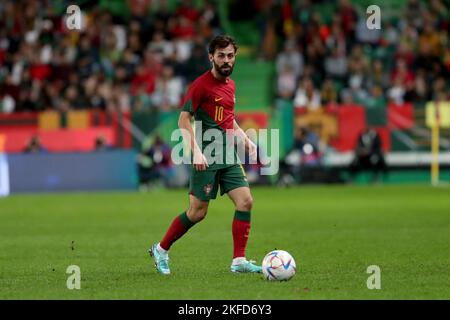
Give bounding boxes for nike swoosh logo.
[215,97,223,102]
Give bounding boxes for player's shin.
[232,210,251,259]
[159,211,196,250]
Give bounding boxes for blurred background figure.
[150,64,183,111]
[137,135,175,191]
[241,142,270,185]
[349,127,387,183]
[279,125,322,186]
[293,125,322,167]
[23,135,48,154]
[294,77,321,110]
[94,135,114,151]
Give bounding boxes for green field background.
[0,185,449,299]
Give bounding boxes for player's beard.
[213,60,234,77]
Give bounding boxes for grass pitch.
[0,185,449,299]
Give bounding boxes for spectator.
[183,42,210,83]
[404,0,424,29]
[367,59,390,93]
[419,22,443,58]
[388,78,406,105]
[0,93,15,113]
[304,34,326,82]
[349,127,387,183]
[276,40,304,79]
[130,64,156,96]
[128,0,151,17]
[277,64,297,99]
[324,47,348,81]
[404,69,429,103]
[382,20,400,47]
[398,23,419,53]
[64,85,86,109]
[148,31,175,61]
[279,125,322,185]
[292,125,322,167]
[23,135,48,153]
[321,78,338,105]
[325,21,347,56]
[94,135,113,151]
[348,44,370,75]
[394,41,415,69]
[200,1,222,36]
[391,59,415,88]
[137,135,174,190]
[431,77,447,101]
[176,0,201,23]
[151,65,183,111]
[341,73,369,104]
[293,77,321,110]
[100,29,122,78]
[152,0,174,37]
[338,0,358,41]
[355,11,381,46]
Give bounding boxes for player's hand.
[193,150,209,171]
[247,139,258,163]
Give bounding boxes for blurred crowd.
[271,0,450,109]
[2,0,447,115]
[0,0,221,113]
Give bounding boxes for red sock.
[160,212,195,250]
[232,210,251,258]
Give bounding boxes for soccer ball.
[262,250,296,281]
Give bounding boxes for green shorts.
[189,164,249,201]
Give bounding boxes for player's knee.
[239,195,253,211]
[195,207,208,222]
[187,206,208,223]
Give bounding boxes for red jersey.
[181,70,238,168]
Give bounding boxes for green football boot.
[230,259,262,273]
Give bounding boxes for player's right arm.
[178,111,208,171]
[179,80,209,171]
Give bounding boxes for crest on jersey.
[204,184,213,195]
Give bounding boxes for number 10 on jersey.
[215,106,224,121]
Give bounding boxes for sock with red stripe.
[232,210,251,259]
[159,212,195,251]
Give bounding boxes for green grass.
[1,185,449,299]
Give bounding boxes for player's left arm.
[233,120,257,161]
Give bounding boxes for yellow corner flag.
[425,101,449,186]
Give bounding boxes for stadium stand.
[1,0,450,191]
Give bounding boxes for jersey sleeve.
[181,82,202,115]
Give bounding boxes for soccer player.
[149,35,262,275]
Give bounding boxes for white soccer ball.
[262,250,296,281]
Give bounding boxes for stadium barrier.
[0,111,132,153]
[6,150,138,193]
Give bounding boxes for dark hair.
[208,35,238,54]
